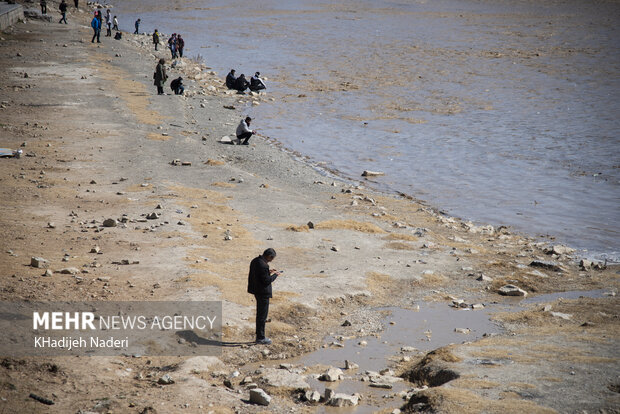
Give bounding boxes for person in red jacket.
[247,248,281,345]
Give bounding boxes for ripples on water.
[116,0,620,260]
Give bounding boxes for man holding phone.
[247,248,281,345]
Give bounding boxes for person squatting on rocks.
[112,15,118,31]
[154,58,168,95]
[226,69,237,89]
[247,248,281,345]
[236,116,255,145]
[152,29,160,51]
[234,74,250,92]
[40,0,47,15]
[168,33,177,59]
[177,34,184,58]
[134,18,141,34]
[58,0,68,24]
[105,9,112,37]
[91,12,101,43]
[170,77,184,95]
[249,72,267,92]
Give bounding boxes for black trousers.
[255,295,269,341]
[156,85,164,95]
[237,131,253,144]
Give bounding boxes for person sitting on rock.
[233,74,250,92]
[226,69,237,89]
[170,77,184,95]
[249,72,267,92]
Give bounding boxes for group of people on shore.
[226,69,266,93]
[151,31,185,58]
[90,9,119,42]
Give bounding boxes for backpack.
[114,32,122,40]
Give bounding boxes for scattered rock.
[476,274,492,282]
[304,390,321,403]
[362,170,385,177]
[157,374,174,385]
[102,218,117,227]
[319,367,344,382]
[579,259,592,270]
[249,388,271,406]
[259,368,310,389]
[47,222,56,229]
[529,260,561,272]
[59,267,80,275]
[31,257,50,268]
[325,389,360,407]
[471,303,485,310]
[341,320,351,327]
[307,221,314,229]
[90,246,101,253]
[42,269,53,277]
[344,360,359,370]
[331,246,339,252]
[454,328,470,334]
[146,212,159,220]
[545,245,575,256]
[498,284,528,297]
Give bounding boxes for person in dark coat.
[177,34,184,58]
[91,13,101,43]
[247,248,281,345]
[154,58,167,95]
[152,29,160,51]
[233,74,249,92]
[40,0,47,14]
[225,69,237,89]
[170,77,184,95]
[58,0,68,24]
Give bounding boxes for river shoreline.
[0,2,618,413]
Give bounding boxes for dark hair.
[159,58,165,64]
[255,72,260,76]
[263,248,276,258]
[230,69,235,73]
[245,116,252,122]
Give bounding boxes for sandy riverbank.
[0,2,618,413]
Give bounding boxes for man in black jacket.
[247,248,281,345]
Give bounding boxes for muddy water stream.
[285,289,608,412]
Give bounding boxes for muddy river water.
[115,0,620,260]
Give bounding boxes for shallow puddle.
[295,302,503,412]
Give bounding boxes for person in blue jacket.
[134,18,141,34]
[91,12,101,43]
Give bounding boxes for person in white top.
[236,117,256,145]
[249,72,267,92]
[105,9,112,37]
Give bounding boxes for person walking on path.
[134,18,141,34]
[58,0,68,24]
[247,248,281,345]
[177,34,185,58]
[152,29,160,50]
[74,0,79,9]
[40,0,47,15]
[236,116,255,145]
[105,10,112,37]
[91,12,101,43]
[112,15,118,31]
[154,58,168,95]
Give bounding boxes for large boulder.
[249,388,271,406]
[498,284,528,297]
[319,367,344,382]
